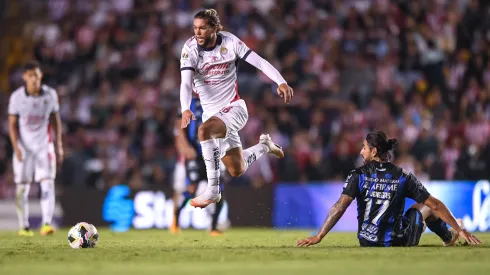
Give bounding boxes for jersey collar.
[197,33,222,52]
[24,85,46,97]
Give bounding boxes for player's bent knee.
[198,118,226,141]
[227,166,245,177]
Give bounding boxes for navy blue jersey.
[342,161,430,246]
[181,98,203,153]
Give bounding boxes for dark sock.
[175,191,194,225]
[211,198,224,231]
[426,218,452,242]
[24,227,30,231]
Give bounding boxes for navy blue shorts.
[393,208,425,247]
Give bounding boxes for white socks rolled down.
[40,179,55,225]
[242,143,269,173]
[200,139,221,191]
[16,183,30,229]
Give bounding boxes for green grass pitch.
[1,228,489,275]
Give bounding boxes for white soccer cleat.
[444,218,464,247]
[260,134,284,158]
[190,187,221,209]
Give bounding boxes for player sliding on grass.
[297,131,482,247]
[179,9,293,208]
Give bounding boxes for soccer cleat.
[260,134,284,158]
[170,215,181,235]
[190,187,221,209]
[444,218,464,247]
[40,224,56,236]
[210,230,223,237]
[18,228,34,237]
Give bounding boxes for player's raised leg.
[221,135,283,178]
[190,117,226,208]
[409,203,463,246]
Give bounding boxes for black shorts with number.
[358,208,425,247]
[185,157,207,185]
[392,208,425,247]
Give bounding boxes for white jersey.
[8,85,59,152]
[180,31,251,120]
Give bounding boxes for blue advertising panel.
[273,180,490,232]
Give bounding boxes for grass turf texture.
[1,228,489,275]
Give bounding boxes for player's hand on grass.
[277,83,294,104]
[14,147,23,162]
[181,110,196,129]
[297,236,322,247]
[459,229,482,245]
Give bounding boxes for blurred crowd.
[1,0,490,195]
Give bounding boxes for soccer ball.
[67,222,99,249]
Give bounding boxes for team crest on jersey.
[220,47,228,55]
[182,52,189,59]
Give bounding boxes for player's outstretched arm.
[297,194,354,247]
[244,51,294,104]
[423,196,482,245]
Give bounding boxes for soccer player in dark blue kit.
[297,131,482,247]
[172,97,225,236]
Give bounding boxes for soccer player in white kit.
[180,9,294,208]
[8,61,64,236]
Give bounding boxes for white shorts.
[13,143,56,184]
[172,156,187,193]
[212,99,249,158]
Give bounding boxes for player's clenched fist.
[181,110,196,129]
[277,83,294,104]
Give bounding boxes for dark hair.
[194,9,223,31]
[366,131,398,161]
[23,60,41,72]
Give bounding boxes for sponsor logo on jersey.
[182,52,189,58]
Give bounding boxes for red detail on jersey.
[193,90,200,98]
[231,81,240,103]
[47,124,53,143]
[220,106,233,113]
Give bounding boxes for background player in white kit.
[8,61,63,236]
[180,9,294,208]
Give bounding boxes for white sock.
[242,143,269,173]
[40,179,55,225]
[200,139,221,190]
[16,183,31,229]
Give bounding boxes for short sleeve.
[180,44,197,71]
[342,170,360,198]
[232,35,251,59]
[8,93,18,115]
[405,172,430,203]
